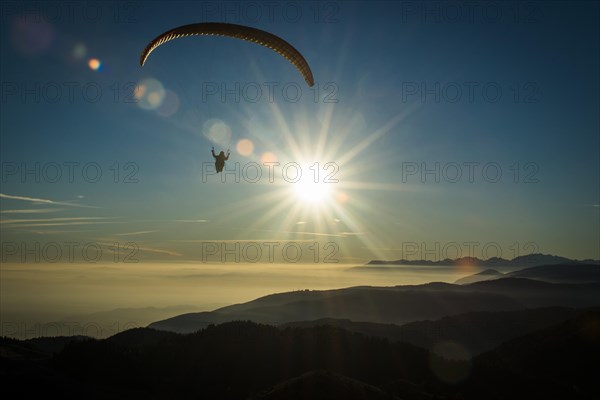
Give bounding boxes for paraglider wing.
[140,22,314,87]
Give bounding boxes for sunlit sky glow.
[1,2,598,269]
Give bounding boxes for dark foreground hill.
[249,370,398,400]
[282,306,593,356]
[467,310,600,399]
[2,311,599,399]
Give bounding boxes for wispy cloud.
[114,230,158,236]
[170,239,318,243]
[176,219,209,223]
[136,245,182,257]
[97,242,182,257]
[1,208,65,214]
[285,231,364,238]
[2,222,122,228]
[0,217,121,229]
[0,193,97,208]
[359,246,404,251]
[1,217,111,224]
[338,256,369,262]
[29,230,94,235]
[288,231,347,237]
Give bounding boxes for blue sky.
[1,1,599,264]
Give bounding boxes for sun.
[293,177,332,204]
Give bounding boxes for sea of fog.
[1,262,522,338]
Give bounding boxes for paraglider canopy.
[140,22,314,87]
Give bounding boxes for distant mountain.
[3,305,206,340]
[507,263,600,283]
[455,263,600,285]
[509,254,594,267]
[55,305,203,338]
[367,256,501,266]
[149,273,600,334]
[455,268,504,284]
[366,253,599,267]
[149,285,523,333]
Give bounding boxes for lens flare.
[236,139,254,156]
[88,58,102,71]
[336,192,348,203]
[157,90,180,117]
[72,43,87,60]
[202,119,232,146]
[260,152,277,164]
[135,78,165,110]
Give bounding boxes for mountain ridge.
[148,265,600,334]
[365,253,599,267]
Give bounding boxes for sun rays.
[196,93,414,263]
[129,31,423,263]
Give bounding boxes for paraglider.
[211,147,230,173]
[139,22,314,87]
